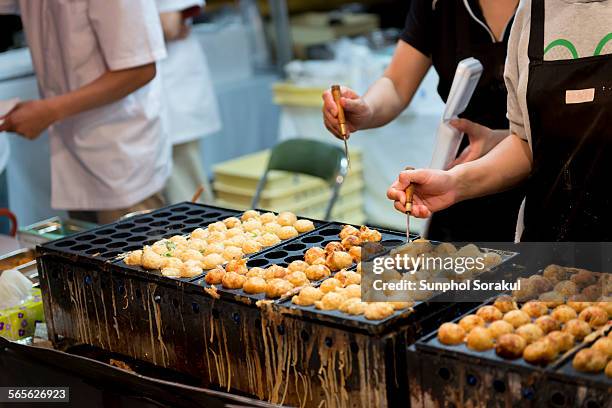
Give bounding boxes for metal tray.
[549,335,612,389]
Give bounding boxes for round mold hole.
[124,245,141,252]
[132,226,150,233]
[149,229,167,236]
[92,238,112,245]
[134,217,154,224]
[169,215,188,221]
[186,210,206,216]
[72,244,92,251]
[151,220,170,227]
[284,243,307,251]
[550,392,565,406]
[96,228,116,235]
[320,228,342,237]
[184,218,203,225]
[205,212,222,218]
[466,373,478,386]
[285,255,304,263]
[108,242,128,249]
[111,232,130,239]
[493,380,506,393]
[438,367,452,381]
[181,228,195,235]
[102,251,121,259]
[172,206,190,212]
[116,223,135,230]
[86,248,101,255]
[248,259,269,268]
[127,235,147,243]
[265,251,289,260]
[152,211,172,218]
[302,235,324,244]
[79,234,96,241]
[55,240,76,248]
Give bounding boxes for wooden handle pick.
[331,85,347,138]
[404,166,415,214]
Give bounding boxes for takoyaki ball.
[278,226,299,240]
[596,301,612,318]
[203,243,224,256]
[343,284,362,299]
[259,212,277,224]
[265,278,294,299]
[162,267,182,278]
[206,231,226,244]
[181,260,204,278]
[606,361,612,378]
[573,349,607,373]
[476,306,503,323]
[567,297,591,313]
[225,259,248,275]
[304,247,326,264]
[494,296,518,313]
[151,242,169,256]
[257,233,281,247]
[277,211,297,227]
[570,270,599,288]
[243,219,263,233]
[489,320,515,340]
[208,221,227,233]
[263,222,282,236]
[563,319,592,341]
[243,277,267,294]
[523,338,558,365]
[546,331,575,353]
[169,235,189,246]
[543,264,572,282]
[459,315,486,333]
[241,210,260,222]
[223,217,242,229]
[512,278,539,302]
[320,278,343,293]
[592,337,612,358]
[246,267,266,278]
[188,239,207,252]
[242,239,262,255]
[205,267,225,285]
[221,246,242,261]
[433,242,457,256]
[163,257,184,270]
[287,260,308,273]
[466,327,494,351]
[263,265,287,280]
[222,272,247,290]
[437,323,466,345]
[202,253,225,270]
[482,251,503,269]
[538,291,565,308]
[224,227,243,239]
[305,264,331,281]
[495,334,527,359]
[311,257,327,266]
[579,306,609,327]
[535,315,562,334]
[335,270,361,286]
[125,250,143,266]
[292,286,323,306]
[142,246,165,270]
[359,226,382,243]
[339,298,361,313]
[339,225,359,240]
[324,242,345,254]
[522,301,549,318]
[503,310,531,329]
[516,323,544,344]
[349,246,362,262]
[191,228,208,240]
[315,291,346,310]
[551,305,578,323]
[364,303,395,320]
[286,271,309,287]
[294,219,315,233]
[554,280,578,297]
[582,284,603,300]
[326,251,354,271]
[341,235,362,250]
[346,301,368,315]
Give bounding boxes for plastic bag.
[0,269,33,310]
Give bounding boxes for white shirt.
[156,0,221,145]
[0,0,171,210]
[0,137,8,174]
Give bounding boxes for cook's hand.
[322,86,373,140]
[448,118,506,168]
[386,168,459,218]
[0,100,58,140]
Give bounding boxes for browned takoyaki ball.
[243,277,268,294]
[458,315,485,333]
[225,259,248,275]
[326,251,354,272]
[305,264,331,281]
[265,279,294,299]
[582,284,604,301]
[535,315,562,334]
[285,271,309,287]
[495,334,527,359]
[570,270,599,288]
[578,306,609,327]
[359,226,382,242]
[341,235,362,250]
[521,301,549,318]
[205,267,225,285]
[277,211,297,227]
[538,291,565,308]
[523,338,558,365]
[291,287,324,306]
[563,319,592,341]
[546,331,575,353]
[503,310,531,329]
[596,301,612,318]
[349,246,362,262]
[566,298,591,313]
[476,306,503,323]
[319,278,343,293]
[364,303,394,320]
[515,323,544,344]
[488,320,514,340]
[304,247,326,265]
[494,296,518,313]
[278,226,299,240]
[554,280,578,297]
[551,305,578,323]
[573,349,607,373]
[543,264,572,282]
[592,337,612,358]
[324,242,345,254]
[288,260,309,273]
[466,327,494,351]
[437,323,466,345]
[263,265,288,280]
[294,219,315,233]
[339,225,359,240]
[221,272,247,290]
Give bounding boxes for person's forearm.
[361,77,409,129]
[47,63,157,122]
[451,134,532,201]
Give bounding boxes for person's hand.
[0,99,58,140]
[322,86,373,140]
[448,118,507,168]
[386,168,460,218]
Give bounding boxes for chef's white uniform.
[0,0,171,211]
[156,0,221,203]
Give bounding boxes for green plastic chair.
[251,139,349,221]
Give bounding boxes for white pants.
[164,140,214,204]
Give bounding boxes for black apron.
[521,0,612,242]
[427,6,524,242]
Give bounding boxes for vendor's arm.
[387,134,532,218]
[0,64,156,139]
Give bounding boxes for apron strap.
[528,0,545,63]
